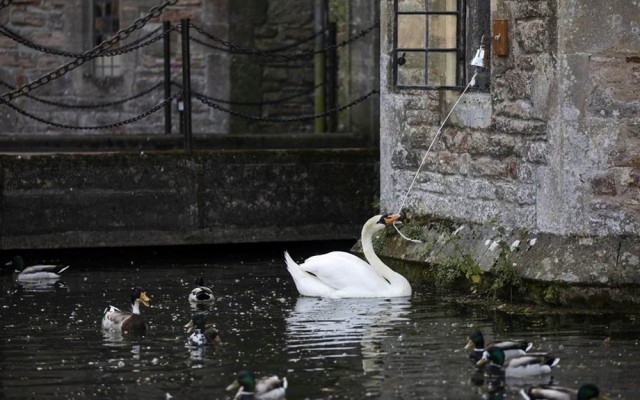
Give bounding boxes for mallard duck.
[285,213,412,298]
[477,346,560,377]
[226,370,287,400]
[465,330,533,362]
[102,287,150,334]
[519,383,608,400]
[188,276,215,304]
[7,255,70,280]
[185,314,222,346]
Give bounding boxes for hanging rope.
[393,71,478,243]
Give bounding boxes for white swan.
[285,213,412,298]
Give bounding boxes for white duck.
[285,213,412,298]
[7,255,70,280]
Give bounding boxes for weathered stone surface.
[0,148,379,249]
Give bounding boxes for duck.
[188,276,214,304]
[284,213,412,298]
[477,346,560,378]
[185,314,222,346]
[519,383,608,400]
[7,255,70,280]
[465,330,533,362]
[102,287,150,335]
[226,370,287,400]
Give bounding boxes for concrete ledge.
[355,216,640,307]
[0,148,379,249]
[0,133,370,153]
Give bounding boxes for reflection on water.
[286,296,410,375]
[0,247,639,399]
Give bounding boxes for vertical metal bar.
[313,0,326,133]
[326,22,337,132]
[181,18,192,151]
[163,20,172,135]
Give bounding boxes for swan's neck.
[131,300,141,314]
[361,227,409,290]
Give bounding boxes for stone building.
[378,0,640,301]
[0,0,379,137]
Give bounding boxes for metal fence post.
[163,20,172,135]
[313,0,327,133]
[181,18,192,151]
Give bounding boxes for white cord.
[394,72,478,243]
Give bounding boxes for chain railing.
[0,79,165,109]
[188,21,379,60]
[0,0,379,147]
[195,90,378,123]
[0,0,178,103]
[1,92,181,131]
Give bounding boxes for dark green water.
[0,245,637,399]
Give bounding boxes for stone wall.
[380,0,640,237]
[0,1,379,136]
[0,148,379,249]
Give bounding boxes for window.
[92,0,122,78]
[393,0,489,90]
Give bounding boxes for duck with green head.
[477,346,560,378]
[465,329,533,362]
[185,314,222,346]
[226,370,287,400]
[519,383,609,400]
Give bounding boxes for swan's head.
[365,213,401,233]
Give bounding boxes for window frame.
[393,0,467,90]
[90,0,122,79]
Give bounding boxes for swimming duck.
[226,370,287,400]
[285,213,412,298]
[7,255,70,280]
[477,346,560,378]
[519,383,608,400]
[102,287,150,335]
[188,276,214,304]
[185,314,222,346]
[465,330,533,362]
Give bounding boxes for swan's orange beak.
[383,214,401,225]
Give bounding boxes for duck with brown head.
[102,287,150,335]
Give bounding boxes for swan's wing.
[300,251,389,293]
[285,252,335,297]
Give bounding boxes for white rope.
[394,71,478,243]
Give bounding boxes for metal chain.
[0,79,164,109]
[173,80,321,106]
[0,24,171,59]
[194,90,378,123]
[0,0,178,102]
[0,92,180,130]
[190,22,322,55]
[0,0,11,10]
[187,22,379,60]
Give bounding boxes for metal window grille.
[93,0,122,78]
[393,0,466,89]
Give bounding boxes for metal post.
[327,22,337,132]
[313,0,326,133]
[163,21,172,135]
[180,18,192,151]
